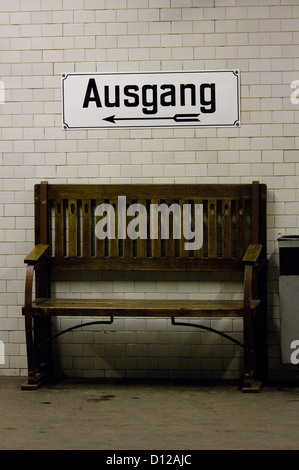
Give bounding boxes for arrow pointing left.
[103,113,201,124]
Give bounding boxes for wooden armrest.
[24,244,49,265]
[242,244,263,265]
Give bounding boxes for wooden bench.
[22,181,267,391]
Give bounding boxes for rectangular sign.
[62,70,240,130]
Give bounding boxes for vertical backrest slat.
[193,198,203,259]
[68,199,78,257]
[180,199,189,258]
[150,198,161,258]
[137,198,147,258]
[55,199,64,257]
[82,199,91,257]
[95,199,105,258]
[236,198,246,258]
[124,198,133,257]
[222,199,231,258]
[109,197,118,257]
[165,199,175,258]
[208,199,217,258]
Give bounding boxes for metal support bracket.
[171,317,244,348]
[37,317,114,348]
[37,316,243,349]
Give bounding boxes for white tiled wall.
[1,0,299,382]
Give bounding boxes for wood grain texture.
[30,297,260,317]
[24,244,49,264]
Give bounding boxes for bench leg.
[242,373,262,393]
[242,308,263,393]
[242,263,266,393]
[22,310,41,390]
[242,311,254,391]
[22,314,52,390]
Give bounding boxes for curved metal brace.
[171,317,244,348]
[37,317,114,348]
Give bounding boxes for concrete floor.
[0,377,298,450]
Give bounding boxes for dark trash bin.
[278,236,299,364]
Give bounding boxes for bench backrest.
[34,182,266,272]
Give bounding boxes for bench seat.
[28,298,260,317]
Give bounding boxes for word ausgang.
[95,196,203,251]
[83,78,216,115]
